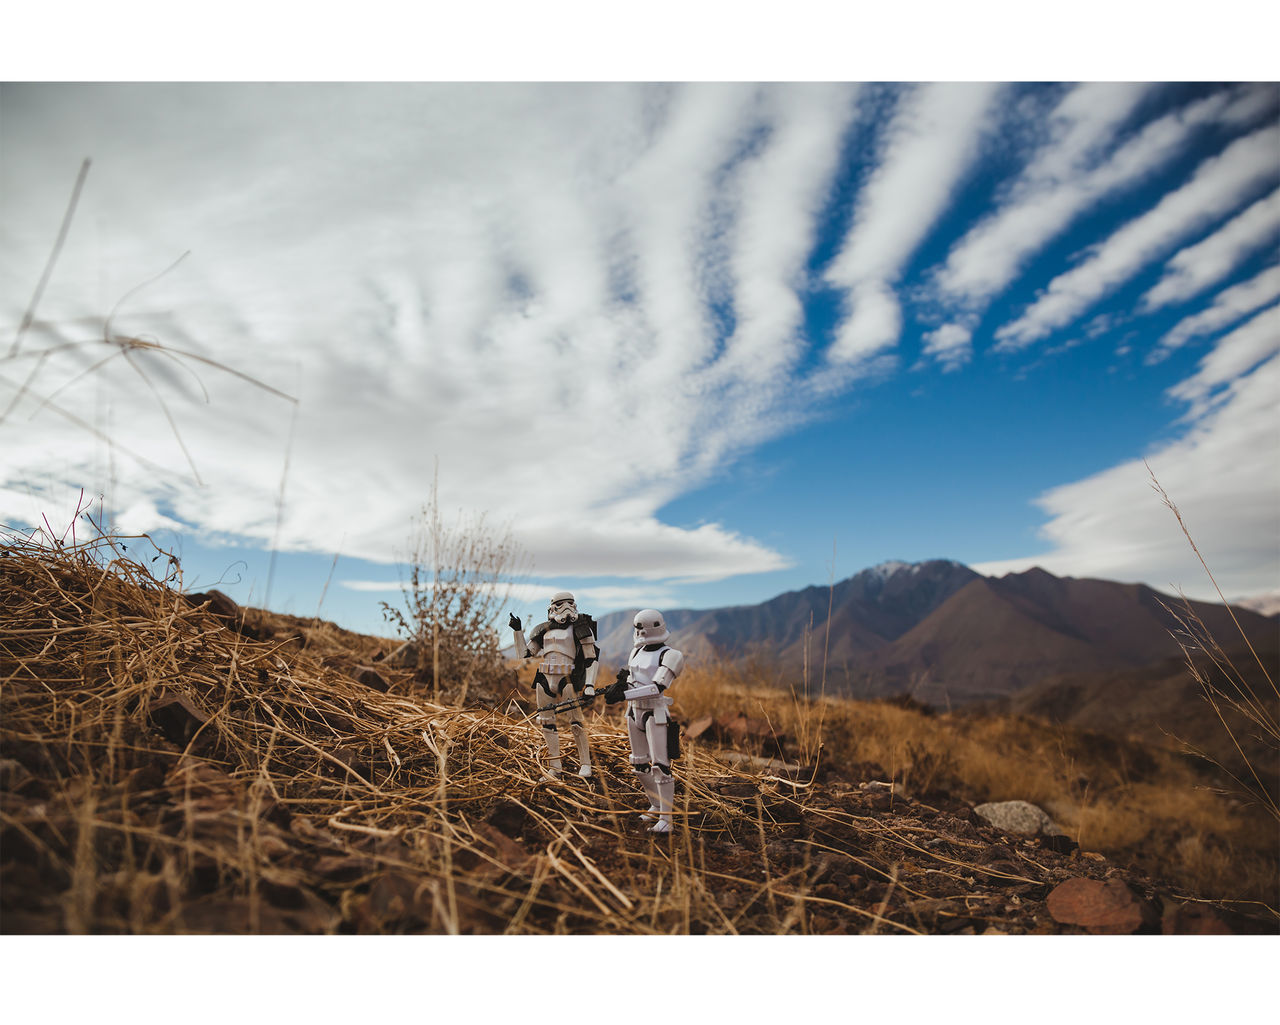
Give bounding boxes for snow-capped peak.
[867,560,911,580]
[859,558,968,582]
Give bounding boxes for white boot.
[542,723,562,780]
[634,765,660,821]
[572,722,592,778]
[649,768,674,833]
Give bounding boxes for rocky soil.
[1,537,1274,935]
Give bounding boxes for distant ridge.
[594,560,1278,706]
[595,559,976,665]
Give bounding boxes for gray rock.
[972,800,1060,836]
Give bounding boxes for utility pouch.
[667,718,681,761]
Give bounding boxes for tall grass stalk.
[1148,465,1279,822]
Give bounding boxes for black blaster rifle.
[543,666,632,714]
[540,691,599,716]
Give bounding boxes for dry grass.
[0,529,931,935]
[673,656,1279,908]
[4,526,1273,933]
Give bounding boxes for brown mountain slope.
[852,576,1113,703]
[594,563,1275,707]
[593,559,979,667]
[840,569,1278,705]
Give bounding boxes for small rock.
[973,800,1059,836]
[1046,877,1156,934]
[722,713,768,738]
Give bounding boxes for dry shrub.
[380,468,529,705]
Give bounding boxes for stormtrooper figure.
[606,609,685,833]
[509,591,599,779]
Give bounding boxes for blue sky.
[2,76,1277,637]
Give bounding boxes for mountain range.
[592,560,1277,706]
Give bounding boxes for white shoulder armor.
[652,647,684,690]
[660,648,685,676]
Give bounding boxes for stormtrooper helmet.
[548,591,578,624]
[633,609,669,645]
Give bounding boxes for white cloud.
[1166,304,1280,417]
[937,86,1237,307]
[3,83,1275,618]
[341,580,408,594]
[341,577,677,613]
[995,124,1280,350]
[825,83,1000,365]
[975,329,1280,601]
[937,83,1151,301]
[1151,264,1280,360]
[0,84,849,588]
[1141,187,1280,311]
[714,84,859,385]
[919,323,973,372]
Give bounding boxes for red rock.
[1046,877,1155,933]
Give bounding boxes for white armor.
[623,609,685,833]
[511,592,598,780]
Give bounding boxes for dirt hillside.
[1,533,1273,935]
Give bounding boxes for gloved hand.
[508,613,522,631]
[582,685,596,707]
[604,669,629,705]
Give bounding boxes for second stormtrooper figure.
[606,609,685,833]
[510,591,599,779]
